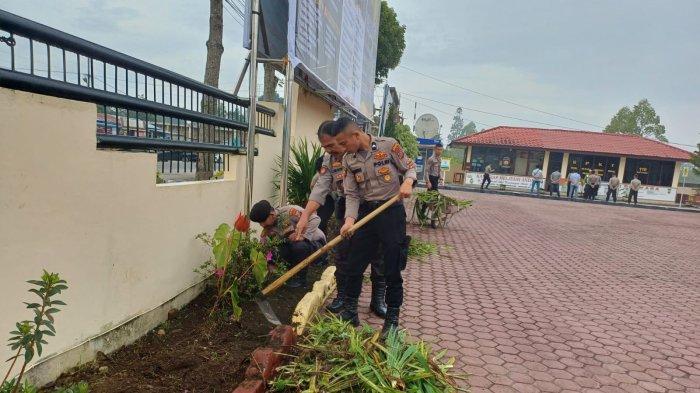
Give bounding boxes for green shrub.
[2,271,68,393]
[273,139,323,206]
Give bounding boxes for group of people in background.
[547,169,642,205]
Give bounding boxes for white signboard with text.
[288,0,380,119]
[464,172,544,189]
[462,172,677,201]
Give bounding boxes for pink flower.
[214,268,225,278]
[266,250,273,262]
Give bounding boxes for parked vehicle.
[157,151,198,162]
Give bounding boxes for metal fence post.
[280,57,294,204]
[244,0,260,213]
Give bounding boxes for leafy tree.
[442,148,464,168]
[447,108,465,143]
[375,1,406,84]
[383,104,398,138]
[604,99,668,142]
[693,143,700,175]
[393,124,419,159]
[462,121,477,136]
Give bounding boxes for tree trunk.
[262,64,278,101]
[197,0,224,181]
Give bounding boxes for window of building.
[567,154,620,181]
[467,146,517,174]
[623,158,675,186]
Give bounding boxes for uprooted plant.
[196,213,284,321]
[412,191,472,227]
[2,271,68,393]
[407,238,439,261]
[271,315,468,392]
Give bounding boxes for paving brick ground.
[353,191,700,392]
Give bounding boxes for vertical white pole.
[378,84,389,136]
[244,0,260,213]
[280,58,294,204]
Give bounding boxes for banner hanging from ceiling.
[287,0,380,120]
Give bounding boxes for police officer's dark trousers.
[279,238,324,288]
[329,198,387,316]
[341,201,407,326]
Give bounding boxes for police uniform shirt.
[342,136,417,220]
[308,153,345,205]
[424,154,441,181]
[269,205,326,242]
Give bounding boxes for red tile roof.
[452,126,692,161]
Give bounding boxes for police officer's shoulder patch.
[391,143,405,158]
[320,167,327,174]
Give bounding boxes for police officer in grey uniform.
[295,121,388,317]
[334,117,416,336]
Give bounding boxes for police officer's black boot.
[381,307,400,339]
[338,297,360,327]
[285,267,308,288]
[369,277,387,318]
[326,275,346,314]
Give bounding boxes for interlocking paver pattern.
[354,191,700,392]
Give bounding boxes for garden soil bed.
[43,264,325,393]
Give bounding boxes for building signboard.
[463,172,544,189]
[462,172,677,201]
[597,183,677,202]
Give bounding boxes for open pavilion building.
[450,126,693,203]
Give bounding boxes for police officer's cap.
[249,200,273,223]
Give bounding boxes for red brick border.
[232,325,296,393]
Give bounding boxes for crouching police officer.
[249,200,326,288]
[334,117,415,336]
[295,120,388,318]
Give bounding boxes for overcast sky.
[2,0,698,150]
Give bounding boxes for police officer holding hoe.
[294,120,388,318]
[333,117,416,337]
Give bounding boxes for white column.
[561,152,570,176]
[671,161,682,188]
[618,157,627,181]
[542,150,550,175]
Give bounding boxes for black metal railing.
[0,10,275,176]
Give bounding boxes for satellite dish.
[414,113,440,139]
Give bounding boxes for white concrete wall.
[0,84,333,383]
[255,83,334,206]
[0,89,252,380]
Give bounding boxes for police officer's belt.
[361,199,400,210]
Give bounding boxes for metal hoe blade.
[255,297,281,326]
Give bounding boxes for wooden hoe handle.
[261,194,401,296]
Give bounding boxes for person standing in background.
[569,169,581,200]
[628,174,642,205]
[530,165,543,195]
[606,174,620,202]
[549,169,561,198]
[481,163,493,189]
[424,142,443,191]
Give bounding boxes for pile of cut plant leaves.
[412,191,472,228]
[271,316,467,392]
